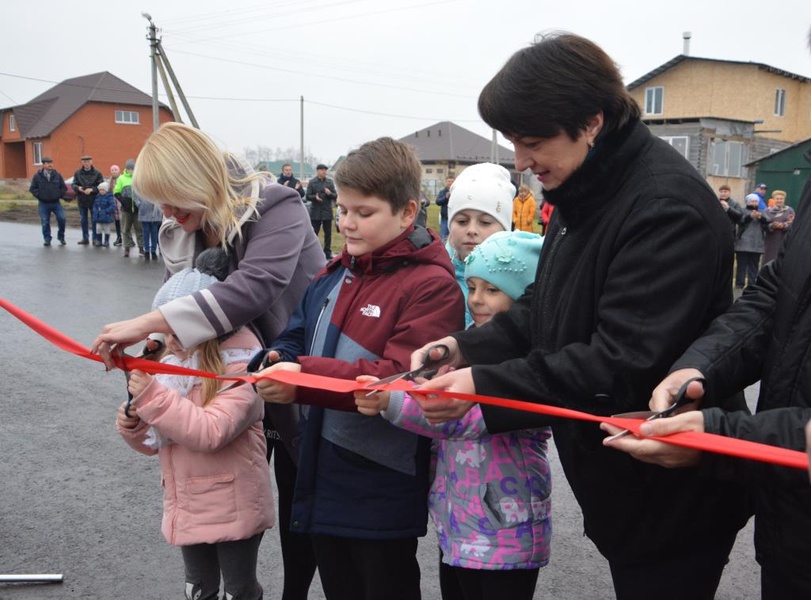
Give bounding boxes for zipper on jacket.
[309,297,331,356]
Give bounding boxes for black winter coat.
[305,176,336,220]
[29,169,67,203]
[454,120,752,567]
[675,150,811,593]
[72,167,104,208]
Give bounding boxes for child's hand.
[117,402,140,429]
[127,369,153,397]
[255,362,300,404]
[354,375,391,416]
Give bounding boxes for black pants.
[608,539,734,600]
[735,251,761,287]
[311,219,333,258]
[438,559,539,600]
[266,430,317,600]
[311,534,421,600]
[181,533,263,600]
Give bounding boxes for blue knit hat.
[464,231,543,300]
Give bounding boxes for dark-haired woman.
[410,33,751,600]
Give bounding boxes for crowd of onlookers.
[29,155,161,259]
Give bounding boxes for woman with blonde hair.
[93,121,324,599]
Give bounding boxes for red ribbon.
[2,297,807,471]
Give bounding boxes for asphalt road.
[0,221,760,599]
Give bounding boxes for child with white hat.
[356,231,550,600]
[447,162,517,325]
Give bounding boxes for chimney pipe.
[683,31,692,56]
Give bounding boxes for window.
[644,87,664,115]
[710,140,745,178]
[774,88,786,117]
[33,142,42,165]
[115,110,140,125]
[9,114,16,131]
[426,168,433,174]
[660,136,689,159]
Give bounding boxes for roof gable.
[6,72,163,138]
[627,55,811,90]
[398,121,514,164]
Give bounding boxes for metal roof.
[627,55,811,90]
[398,121,514,165]
[744,136,811,166]
[4,71,166,138]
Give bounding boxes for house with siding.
[627,55,811,199]
[0,72,174,179]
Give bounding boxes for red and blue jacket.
[265,225,464,539]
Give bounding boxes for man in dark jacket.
[277,163,305,198]
[305,164,337,259]
[604,147,811,599]
[434,176,454,241]
[72,155,104,245]
[30,157,68,246]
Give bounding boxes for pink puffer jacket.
[116,329,274,546]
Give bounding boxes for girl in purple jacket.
[356,231,550,600]
[116,249,274,600]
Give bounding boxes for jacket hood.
[332,224,454,278]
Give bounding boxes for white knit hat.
[448,163,514,232]
[151,248,230,310]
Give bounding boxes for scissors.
[364,344,451,397]
[603,376,705,442]
[120,340,165,418]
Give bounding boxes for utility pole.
[142,13,199,129]
[143,13,159,131]
[300,96,305,181]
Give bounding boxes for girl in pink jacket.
[116,249,274,600]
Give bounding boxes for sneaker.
[58,238,66,245]
[43,241,51,247]
[113,239,122,247]
[124,248,130,258]
[139,247,145,256]
[77,239,89,245]
[151,252,158,261]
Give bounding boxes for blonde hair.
[518,184,531,195]
[132,122,261,248]
[771,190,787,199]
[196,338,226,406]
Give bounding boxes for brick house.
[627,55,811,199]
[0,71,174,179]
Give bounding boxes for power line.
[0,71,479,124]
[165,46,474,99]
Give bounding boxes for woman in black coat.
[409,33,752,600]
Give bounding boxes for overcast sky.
[3,0,809,164]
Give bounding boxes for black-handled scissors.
[121,340,165,417]
[604,376,705,442]
[364,344,451,397]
